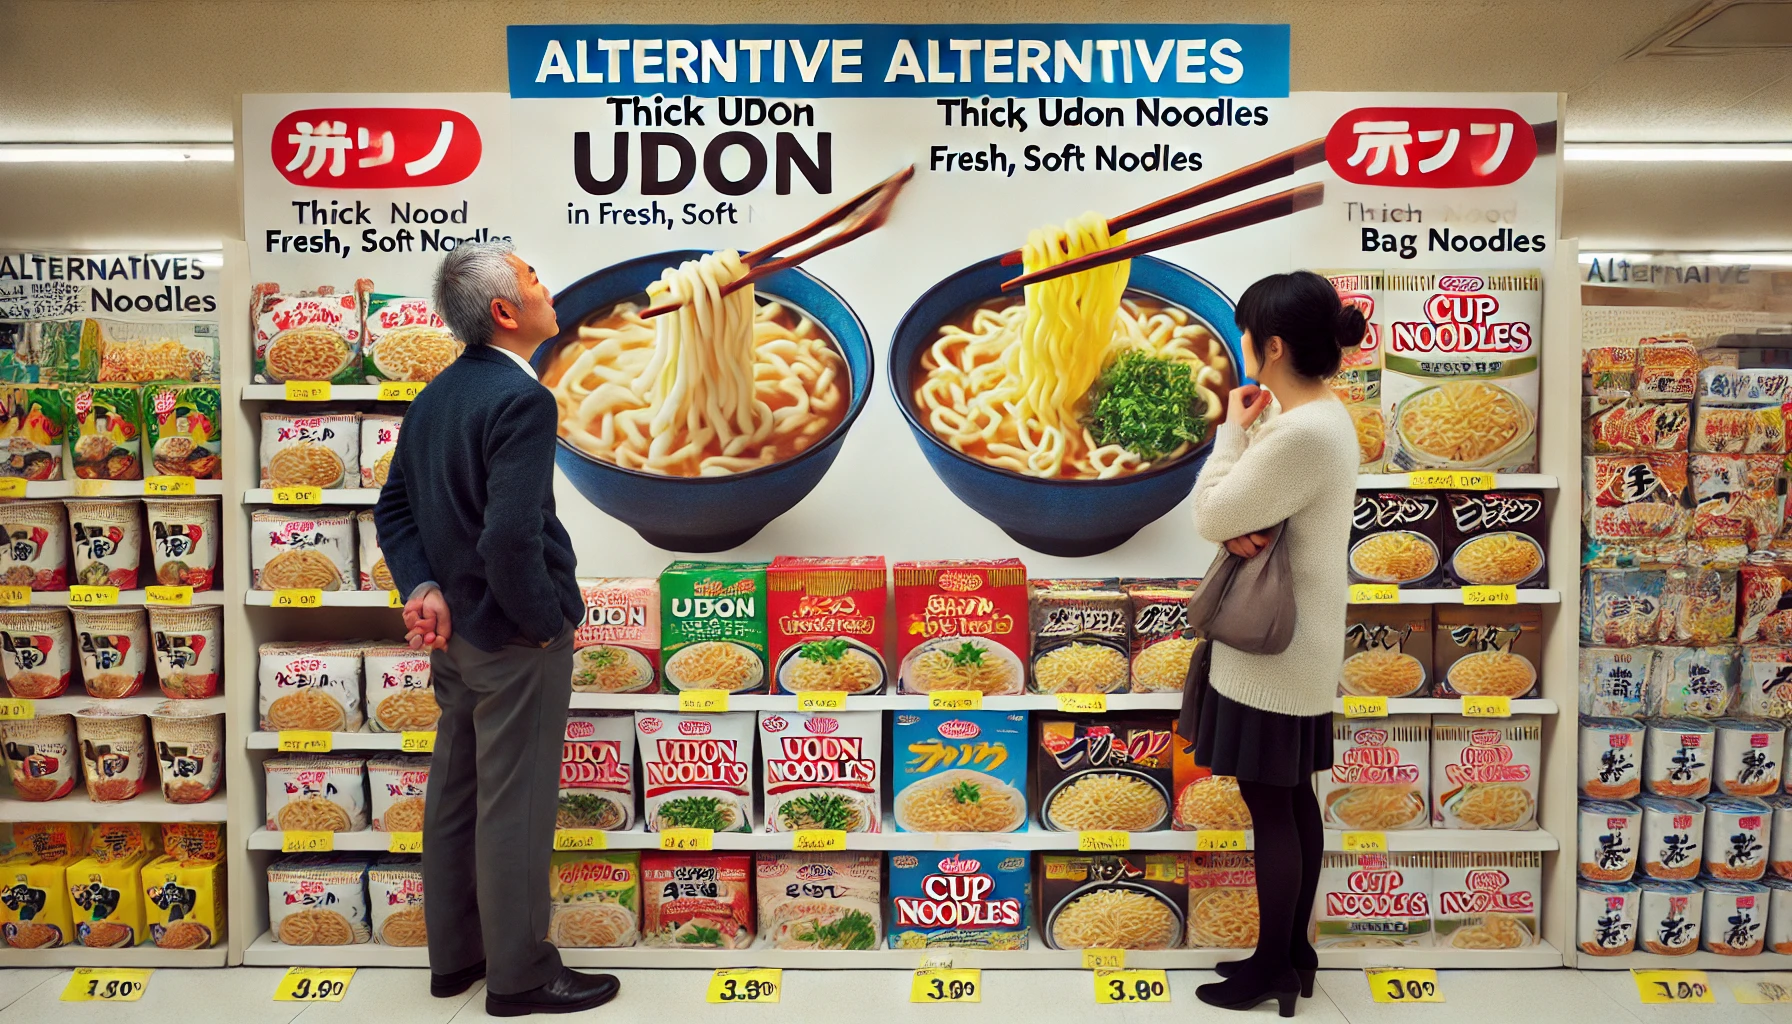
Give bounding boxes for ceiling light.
[0,143,233,163]
[1565,142,1792,162]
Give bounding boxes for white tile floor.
[0,968,1789,1021]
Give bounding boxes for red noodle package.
[640,851,753,948]
[767,556,887,695]
[1584,454,1688,543]
[1584,398,1690,454]
[1692,405,1787,455]
[1634,341,1700,401]
[894,560,1028,696]
[1740,554,1792,644]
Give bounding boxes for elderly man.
[374,242,617,1017]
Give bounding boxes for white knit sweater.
[1190,398,1358,717]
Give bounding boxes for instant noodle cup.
[72,607,148,699]
[73,705,150,802]
[1576,880,1638,956]
[65,498,140,589]
[148,701,223,805]
[368,856,426,947]
[635,711,754,833]
[145,497,218,590]
[1348,491,1444,587]
[640,851,753,948]
[767,556,887,695]
[759,710,881,833]
[1740,646,1792,719]
[1635,878,1702,955]
[251,509,354,591]
[1578,798,1641,883]
[1441,491,1547,588]
[1715,717,1785,796]
[1637,795,1704,881]
[756,851,882,950]
[258,641,364,732]
[1434,606,1540,699]
[0,609,73,698]
[141,382,221,479]
[1580,569,1666,647]
[1705,795,1772,882]
[1185,852,1257,949]
[0,385,68,481]
[1318,715,1430,831]
[1430,851,1541,950]
[0,500,67,591]
[143,851,225,949]
[267,854,371,944]
[571,578,659,693]
[1314,851,1432,948]
[260,411,359,489]
[367,754,430,833]
[658,561,769,694]
[63,383,142,480]
[1171,724,1251,832]
[887,850,1030,950]
[364,294,460,383]
[1430,715,1539,829]
[549,851,639,949]
[1647,645,1736,719]
[363,643,437,732]
[264,755,368,832]
[252,283,368,385]
[1580,715,1645,800]
[1341,606,1431,699]
[1,714,78,801]
[359,414,401,489]
[1767,794,1792,879]
[894,560,1028,696]
[892,710,1029,834]
[1645,717,1715,798]
[560,712,635,832]
[1029,579,1129,694]
[1702,878,1768,955]
[1035,714,1173,832]
[1123,578,1202,693]
[1765,874,1792,953]
[355,510,389,591]
[1038,852,1186,950]
[148,605,220,699]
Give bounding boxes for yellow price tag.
[553,829,608,851]
[274,967,355,1002]
[1462,695,1513,718]
[144,585,192,606]
[388,589,404,608]
[271,588,324,608]
[272,485,323,504]
[143,475,196,496]
[0,478,26,499]
[1081,948,1125,970]
[1368,968,1443,1003]
[1078,830,1130,852]
[285,380,331,401]
[1461,584,1518,605]
[68,585,119,606]
[1733,979,1792,1004]
[1094,970,1170,1003]
[793,829,846,851]
[1453,471,1496,490]
[0,698,35,720]
[1056,692,1108,713]
[911,968,980,1003]
[278,730,333,753]
[1349,583,1400,604]
[72,478,107,497]
[796,691,847,711]
[1195,829,1248,852]
[0,585,28,606]
[1341,695,1388,718]
[928,690,982,711]
[281,830,335,853]
[1406,470,1455,489]
[388,831,423,854]
[1633,970,1713,1004]
[62,968,151,1002]
[377,381,426,401]
[679,689,729,712]
[707,968,781,1003]
[660,827,713,851]
[401,731,436,753]
[1341,831,1388,853]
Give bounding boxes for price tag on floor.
[1078,830,1130,852]
[553,829,607,851]
[1195,829,1247,852]
[660,827,713,851]
[707,968,781,1003]
[0,698,33,720]
[377,381,426,401]
[144,585,192,606]
[1341,695,1388,718]
[1056,692,1107,713]
[279,730,332,753]
[679,690,728,712]
[1368,968,1443,1003]
[1733,978,1792,1004]
[1348,583,1399,604]
[1462,695,1512,718]
[793,829,846,851]
[63,968,151,1002]
[911,968,980,1003]
[1094,970,1169,1003]
[797,691,846,711]
[0,478,25,499]
[285,381,331,401]
[928,690,981,711]
[68,585,119,606]
[282,830,335,853]
[143,475,196,496]
[1461,585,1517,606]
[272,485,323,504]
[1341,831,1388,853]
[1081,948,1124,970]
[1633,969,1713,1004]
[388,831,423,854]
[0,585,28,606]
[274,967,355,1002]
[272,588,324,608]
[401,731,435,753]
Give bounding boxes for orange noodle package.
[1690,454,1779,547]
[1583,453,1688,544]
[767,556,887,695]
[894,559,1028,696]
[1740,553,1792,643]
[640,851,753,949]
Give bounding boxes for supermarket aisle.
[0,968,1789,1022]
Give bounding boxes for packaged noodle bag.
[549,850,639,949]
[91,318,219,383]
[62,383,143,480]
[1315,851,1432,948]
[1434,606,1541,699]
[363,294,461,383]
[571,578,658,693]
[0,822,87,949]
[264,755,368,832]
[363,643,437,733]
[360,414,401,488]
[258,641,365,732]
[766,556,888,695]
[894,559,1029,695]
[368,856,426,947]
[560,712,636,832]
[1172,724,1252,832]
[141,382,221,478]
[1037,852,1186,950]
[1123,578,1202,693]
[1342,606,1432,699]
[250,510,354,591]
[267,854,370,945]
[760,710,881,833]
[658,561,769,694]
[635,711,754,832]
[1319,715,1430,831]
[356,510,389,591]
[757,851,882,950]
[1431,851,1541,949]
[66,822,160,948]
[1580,647,1651,718]
[1430,715,1540,829]
[1029,579,1130,694]
[640,851,753,948]
[367,754,430,832]
[1186,852,1258,949]
[887,850,1030,950]
[1035,714,1173,832]
[0,385,68,480]
[251,281,370,385]
[1583,454,1688,545]
[260,411,359,489]
[143,840,226,949]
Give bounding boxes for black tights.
[1235,776,1324,981]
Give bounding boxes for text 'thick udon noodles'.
[545,251,848,477]
[915,213,1231,480]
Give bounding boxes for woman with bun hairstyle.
[1187,271,1366,1017]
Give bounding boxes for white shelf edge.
[0,945,227,967]
[1356,474,1557,490]
[29,694,226,717]
[10,591,226,607]
[1577,949,1792,970]
[1350,589,1561,605]
[562,694,1557,715]
[244,489,380,506]
[244,591,395,607]
[0,788,227,823]
[246,731,406,751]
[0,479,226,499]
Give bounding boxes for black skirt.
[1189,669,1332,788]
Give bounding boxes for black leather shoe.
[431,960,486,998]
[487,968,620,1017]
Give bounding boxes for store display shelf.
[242,385,394,401]
[244,591,396,607]
[246,731,408,751]
[1578,950,1792,970]
[0,945,228,968]
[0,480,227,499]
[17,590,227,607]
[242,933,1561,970]
[0,789,226,823]
[29,694,226,717]
[243,488,379,506]
[1356,473,1558,490]
[570,693,1184,712]
[1350,589,1560,605]
[1332,697,1558,715]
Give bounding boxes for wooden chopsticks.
[641,165,914,318]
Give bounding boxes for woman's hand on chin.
[1224,531,1272,558]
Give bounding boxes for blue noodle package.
[892,710,1028,834]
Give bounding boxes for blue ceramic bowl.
[537,250,872,552]
[889,255,1243,557]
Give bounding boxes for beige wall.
[3,0,1790,250]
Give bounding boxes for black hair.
[1233,270,1367,380]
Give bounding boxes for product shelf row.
[0,789,227,823]
[241,589,1562,609]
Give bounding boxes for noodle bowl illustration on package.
[893,711,1028,833]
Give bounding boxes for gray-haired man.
[374,242,618,1016]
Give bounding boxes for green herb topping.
[1083,350,1208,461]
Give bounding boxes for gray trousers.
[425,628,572,994]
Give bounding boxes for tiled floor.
[0,968,1788,1021]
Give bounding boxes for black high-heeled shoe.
[1214,961,1315,998]
[1196,970,1300,1018]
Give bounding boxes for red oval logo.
[677,719,712,736]
[271,107,482,189]
[937,719,980,740]
[637,716,663,734]
[1326,107,1537,189]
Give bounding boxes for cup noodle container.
[144,498,218,591]
[1634,878,1703,956]
[1705,795,1772,882]
[1579,798,1641,883]
[72,705,151,802]
[148,701,223,804]
[1579,715,1644,800]
[147,605,220,700]
[1714,717,1785,797]
[1636,795,1704,882]
[1766,793,1792,879]
[0,713,79,801]
[0,609,74,699]
[71,608,148,699]
[64,498,141,590]
[0,499,67,591]
[1764,875,1792,954]
[1644,717,1715,799]
[1701,879,1768,955]
[1577,879,1639,956]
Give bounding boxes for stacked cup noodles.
[0,500,67,591]
[145,498,219,590]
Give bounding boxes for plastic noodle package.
[1698,366,1792,406]
[1583,344,1637,398]
[1647,646,1737,719]
[1580,647,1652,718]
[1581,570,1666,648]
[1658,568,1737,646]
[1692,405,1787,454]
[1584,398,1690,454]
[1739,646,1792,719]
[1740,554,1792,644]
[1584,454,1687,544]
[1690,454,1780,548]
[1635,341,1700,401]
